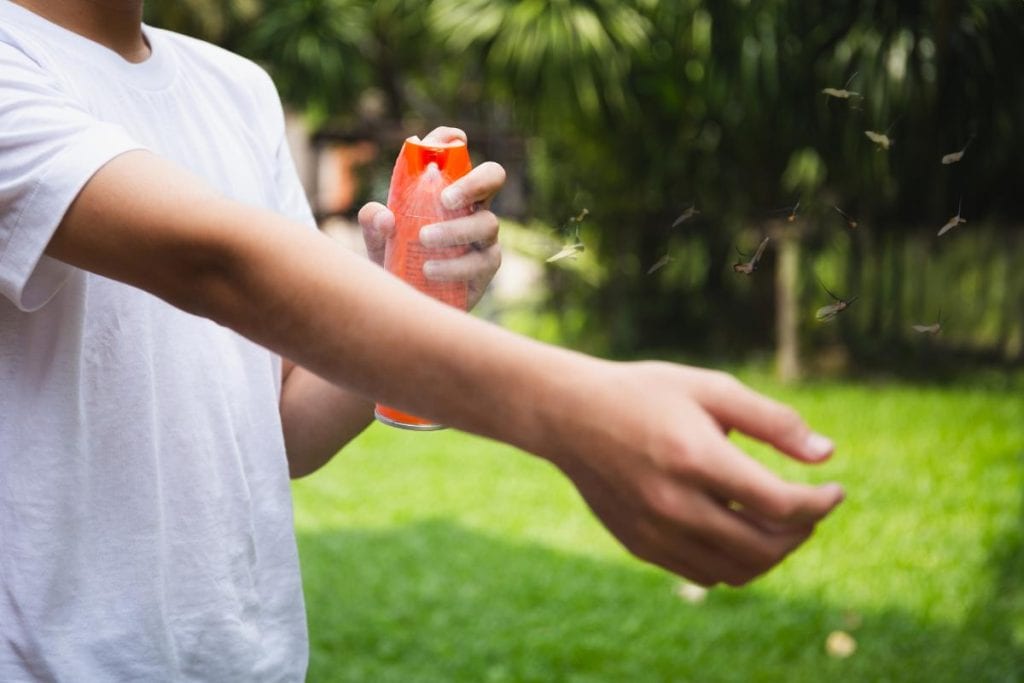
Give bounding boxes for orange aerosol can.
[374,135,473,430]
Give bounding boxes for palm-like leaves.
[429,0,652,122]
[241,0,369,125]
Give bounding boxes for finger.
[645,483,814,585]
[658,531,767,588]
[697,372,835,463]
[568,464,726,586]
[729,501,815,535]
[701,498,814,573]
[700,438,845,526]
[420,211,499,249]
[357,202,394,262]
[440,162,507,212]
[420,126,467,146]
[637,529,739,587]
[423,245,500,283]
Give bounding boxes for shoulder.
[0,19,55,74]
[151,27,280,106]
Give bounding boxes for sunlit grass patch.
[293,374,1023,682]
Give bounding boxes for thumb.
[357,202,394,265]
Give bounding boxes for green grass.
[292,372,1024,682]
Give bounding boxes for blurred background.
[146,1,1023,680]
[146,0,1024,379]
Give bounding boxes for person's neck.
[11,0,149,63]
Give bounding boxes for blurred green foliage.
[145,0,1024,368]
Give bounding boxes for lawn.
[292,371,1023,682]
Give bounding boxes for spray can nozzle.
[400,136,469,177]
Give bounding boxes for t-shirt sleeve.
[246,65,317,232]
[0,41,144,311]
[273,129,317,232]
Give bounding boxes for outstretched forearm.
[47,151,572,458]
[48,150,844,587]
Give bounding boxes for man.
[0,1,843,680]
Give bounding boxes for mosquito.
[815,281,858,322]
[865,129,893,150]
[671,204,700,227]
[769,200,800,223]
[822,72,861,100]
[832,205,859,229]
[937,198,966,237]
[941,135,975,165]
[546,209,589,263]
[569,208,590,225]
[647,252,675,275]
[733,236,770,275]
[787,200,801,223]
[865,119,898,151]
[546,231,585,263]
[911,309,943,335]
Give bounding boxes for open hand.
[543,361,845,587]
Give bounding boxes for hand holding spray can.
[374,135,474,430]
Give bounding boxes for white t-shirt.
[0,2,315,680]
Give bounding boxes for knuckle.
[702,370,740,398]
[661,434,704,480]
[774,404,805,435]
[482,210,500,233]
[764,494,799,521]
[641,482,681,524]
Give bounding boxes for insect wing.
[751,236,770,266]
[671,206,699,227]
[942,136,973,165]
[822,87,859,99]
[941,150,964,165]
[937,217,965,237]
[647,254,672,275]
[816,303,840,322]
[546,242,584,263]
[865,130,891,149]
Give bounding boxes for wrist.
[486,343,614,468]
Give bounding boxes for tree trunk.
[775,228,801,383]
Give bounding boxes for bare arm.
[47,150,843,586]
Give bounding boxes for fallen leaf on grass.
[674,582,708,605]
[826,630,857,658]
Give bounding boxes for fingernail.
[805,433,834,460]
[422,261,440,278]
[373,209,392,231]
[441,187,463,210]
[419,225,441,245]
